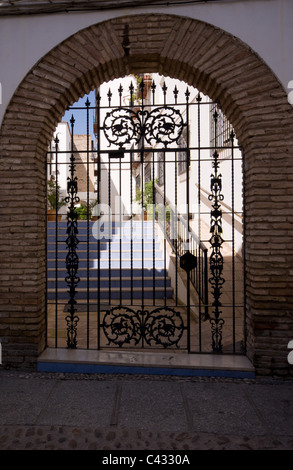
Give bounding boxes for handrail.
[154,183,209,319]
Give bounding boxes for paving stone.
[0,371,293,450]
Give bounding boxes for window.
[210,103,233,151]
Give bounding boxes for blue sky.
[62,90,96,139]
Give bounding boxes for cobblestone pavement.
[1,371,293,451]
[1,425,293,450]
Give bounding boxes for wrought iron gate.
[46,74,245,354]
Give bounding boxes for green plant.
[135,187,143,206]
[135,178,173,221]
[47,179,66,211]
[135,180,155,212]
[146,203,159,220]
[157,204,171,222]
[143,180,154,208]
[75,199,98,220]
[75,204,88,220]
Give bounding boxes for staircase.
[47,220,173,301]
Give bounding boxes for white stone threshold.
[38,348,255,378]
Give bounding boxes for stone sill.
[38,348,255,379]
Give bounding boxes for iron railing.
[154,182,209,320]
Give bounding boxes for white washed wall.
[1,0,293,127]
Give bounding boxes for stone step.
[47,268,168,277]
[47,234,159,242]
[47,250,164,260]
[48,276,171,289]
[47,221,174,301]
[47,259,166,269]
[47,286,173,300]
[47,241,161,250]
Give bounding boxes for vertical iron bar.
[163,148,167,307]
[152,83,156,308]
[108,88,112,107]
[162,81,167,107]
[152,151,155,306]
[209,108,225,353]
[108,151,111,306]
[141,142,145,316]
[174,85,178,105]
[86,97,90,349]
[175,149,178,306]
[129,81,134,307]
[151,80,156,106]
[162,81,168,308]
[119,84,123,306]
[203,245,209,344]
[65,114,80,349]
[130,149,133,306]
[185,87,191,352]
[231,129,236,352]
[197,93,202,351]
[198,249,202,352]
[118,83,123,108]
[119,150,122,305]
[242,148,247,355]
[45,150,48,349]
[54,135,59,348]
[96,91,101,350]
[140,77,145,346]
[107,86,112,308]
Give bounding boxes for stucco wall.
[0,0,293,127]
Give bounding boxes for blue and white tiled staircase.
[47,220,173,301]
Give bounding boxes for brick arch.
[1,13,293,375]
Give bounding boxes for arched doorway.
[46,73,245,356]
[1,14,293,375]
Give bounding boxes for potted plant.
[47,178,66,221]
[75,203,88,220]
[135,180,156,220]
[75,199,98,220]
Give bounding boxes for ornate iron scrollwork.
[103,79,184,149]
[102,306,184,348]
[104,107,183,148]
[146,306,184,347]
[64,115,80,348]
[144,107,184,146]
[104,108,141,148]
[208,110,225,353]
